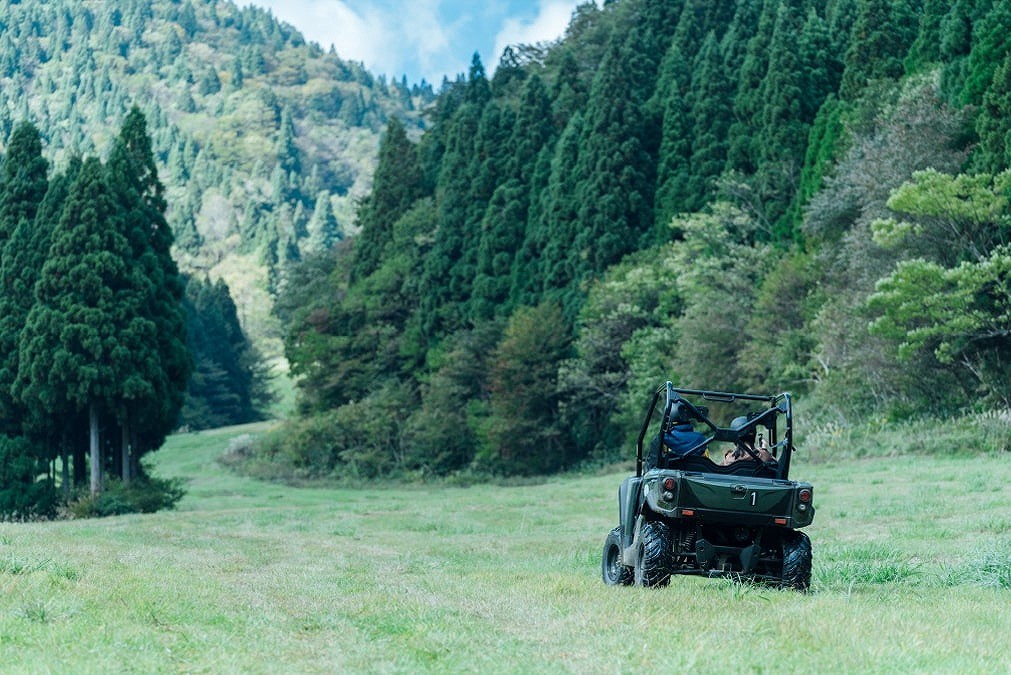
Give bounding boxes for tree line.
[259,0,1011,481]
[0,109,269,519]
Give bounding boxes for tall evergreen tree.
[905,0,951,73]
[962,0,1011,105]
[348,117,425,281]
[534,112,585,304]
[974,51,1011,173]
[105,107,191,477]
[472,75,554,320]
[754,0,815,237]
[0,122,48,434]
[727,0,779,173]
[684,31,732,215]
[652,42,695,228]
[16,158,151,494]
[569,38,655,307]
[419,56,490,336]
[839,0,917,101]
[181,276,266,430]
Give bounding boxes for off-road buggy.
[601,383,814,590]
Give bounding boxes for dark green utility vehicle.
[602,383,814,590]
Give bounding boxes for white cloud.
[255,0,453,80]
[491,1,582,67]
[254,1,390,71]
[250,1,587,85]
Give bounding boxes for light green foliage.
[866,169,1011,405]
[558,247,683,461]
[667,203,767,390]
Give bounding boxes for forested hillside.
[0,0,434,516]
[263,0,1011,480]
[0,0,429,355]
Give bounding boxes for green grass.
[1,424,1009,673]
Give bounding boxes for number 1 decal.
[750,492,757,507]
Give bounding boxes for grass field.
[1,422,1009,673]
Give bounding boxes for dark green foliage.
[403,323,501,475]
[0,111,197,511]
[105,107,192,453]
[531,112,584,305]
[571,38,655,292]
[905,0,951,72]
[961,0,1011,105]
[0,122,48,242]
[66,474,185,518]
[475,303,572,475]
[727,0,779,174]
[839,0,918,101]
[181,276,269,430]
[684,33,732,214]
[557,247,683,461]
[17,157,146,413]
[0,122,49,433]
[0,435,57,521]
[976,51,1011,173]
[348,118,426,281]
[472,75,554,320]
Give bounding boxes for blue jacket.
[663,423,707,457]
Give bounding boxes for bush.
[66,476,186,518]
[0,435,58,522]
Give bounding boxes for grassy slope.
[1,424,1009,673]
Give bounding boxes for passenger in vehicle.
[721,415,773,465]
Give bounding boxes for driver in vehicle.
[646,401,708,468]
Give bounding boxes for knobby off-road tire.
[781,530,813,591]
[602,527,633,586]
[634,520,673,588]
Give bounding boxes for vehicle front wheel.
[602,527,633,586]
[634,520,672,588]
[781,530,812,591]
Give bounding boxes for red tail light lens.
[799,488,812,503]
[663,477,676,491]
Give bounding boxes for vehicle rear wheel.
[602,527,633,586]
[634,520,672,588]
[781,530,812,591]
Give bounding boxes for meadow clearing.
[1,422,1009,673]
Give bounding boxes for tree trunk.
[73,444,86,487]
[121,420,131,484]
[89,402,101,495]
[61,444,70,500]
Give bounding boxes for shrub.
[66,476,186,518]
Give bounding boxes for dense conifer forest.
[5,0,1011,505]
[267,0,1011,480]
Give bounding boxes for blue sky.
[250,0,591,86]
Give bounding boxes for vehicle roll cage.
[635,381,795,480]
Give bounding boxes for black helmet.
[671,401,693,424]
[731,415,756,441]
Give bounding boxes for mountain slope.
[0,0,429,355]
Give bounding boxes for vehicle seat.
[666,454,778,478]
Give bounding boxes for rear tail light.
[799,488,812,503]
